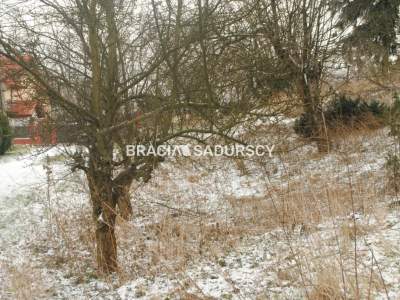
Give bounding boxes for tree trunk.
[299,1,329,153]
[95,207,118,273]
[301,72,329,153]
[87,160,119,273]
[382,49,390,75]
[115,185,133,220]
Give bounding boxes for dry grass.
[2,262,49,300]
[337,79,394,104]
[19,123,395,298]
[310,267,344,300]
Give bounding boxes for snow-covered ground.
[0,128,400,299]
[0,148,58,297]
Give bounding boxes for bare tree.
[0,0,270,272]
[245,0,343,151]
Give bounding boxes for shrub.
[365,100,387,118]
[0,113,12,155]
[294,94,388,138]
[293,112,315,138]
[324,94,387,125]
[325,94,364,123]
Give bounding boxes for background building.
[0,55,55,144]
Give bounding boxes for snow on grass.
[0,128,400,299]
[0,145,94,299]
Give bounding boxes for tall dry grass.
[15,125,396,299]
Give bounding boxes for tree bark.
[114,185,133,220]
[300,69,329,153]
[95,206,118,273]
[382,49,390,76]
[87,153,119,273]
[89,178,119,273]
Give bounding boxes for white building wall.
[0,82,12,110]
[9,117,31,127]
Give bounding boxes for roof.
[0,55,32,68]
[0,55,32,88]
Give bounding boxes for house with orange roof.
[0,55,56,144]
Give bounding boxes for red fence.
[12,121,57,145]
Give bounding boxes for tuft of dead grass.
[310,267,344,300]
[2,262,49,300]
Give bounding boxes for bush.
[365,100,387,118]
[293,112,315,138]
[0,113,12,155]
[294,95,388,138]
[325,95,364,122]
[325,95,387,125]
